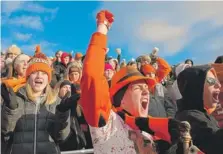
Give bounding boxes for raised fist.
[96,10,114,30]
[152,47,159,56]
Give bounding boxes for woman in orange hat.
[1,46,72,154]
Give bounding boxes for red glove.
[96,10,114,29]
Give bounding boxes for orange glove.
[96,10,114,29]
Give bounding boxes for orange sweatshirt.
[80,32,172,143]
[80,32,112,127]
[155,57,171,83]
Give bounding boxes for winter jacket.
[154,83,165,97]
[175,65,223,154]
[59,94,87,151]
[80,32,174,154]
[149,93,177,118]
[1,67,9,78]
[52,60,60,70]
[54,63,68,82]
[1,87,71,154]
[149,95,167,117]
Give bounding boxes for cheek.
[43,75,49,84]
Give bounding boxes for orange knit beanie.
[26,45,52,82]
[141,64,156,75]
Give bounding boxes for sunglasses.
[220,92,223,102]
[206,77,220,86]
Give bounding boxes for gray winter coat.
[1,87,71,154]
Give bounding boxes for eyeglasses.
[220,92,223,102]
[206,77,220,86]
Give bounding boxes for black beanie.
[60,80,71,89]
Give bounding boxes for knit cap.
[7,45,22,55]
[110,66,156,107]
[26,45,52,82]
[141,64,156,75]
[75,52,83,60]
[61,52,72,66]
[104,63,114,71]
[13,54,30,69]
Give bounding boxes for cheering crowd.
[1,10,223,154]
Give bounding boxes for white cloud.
[14,32,32,41]
[1,1,25,16]
[1,1,59,30]
[8,15,43,30]
[97,1,223,62]
[1,1,58,17]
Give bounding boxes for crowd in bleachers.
[1,10,223,154]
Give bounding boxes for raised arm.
[156,57,171,83]
[80,10,114,127]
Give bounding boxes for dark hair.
[185,59,193,66]
[214,55,223,64]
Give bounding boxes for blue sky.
[1,1,223,65]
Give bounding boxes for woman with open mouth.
[1,47,72,154]
[1,53,30,92]
[175,65,223,154]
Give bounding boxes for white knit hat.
[7,45,22,55]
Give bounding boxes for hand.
[1,83,18,109]
[116,48,121,55]
[57,92,80,112]
[150,47,159,62]
[96,10,114,30]
[168,119,191,144]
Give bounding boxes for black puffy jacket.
[1,87,71,154]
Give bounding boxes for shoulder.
[176,110,208,123]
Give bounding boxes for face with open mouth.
[121,80,150,117]
[28,71,48,93]
[15,57,30,77]
[203,70,221,111]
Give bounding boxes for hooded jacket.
[171,63,190,102]
[175,65,223,154]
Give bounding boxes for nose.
[142,85,149,95]
[216,82,221,89]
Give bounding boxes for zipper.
[34,98,41,154]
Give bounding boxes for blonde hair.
[25,82,58,104]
